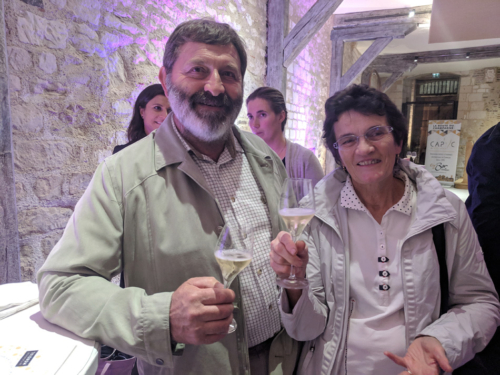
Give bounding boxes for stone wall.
[381,66,500,180]
[6,0,270,281]
[456,67,500,179]
[284,0,334,169]
[5,0,338,281]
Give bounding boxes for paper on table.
[0,282,39,312]
[0,340,76,374]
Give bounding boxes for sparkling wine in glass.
[214,223,253,333]
[277,178,315,289]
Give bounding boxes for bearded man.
[37,19,298,375]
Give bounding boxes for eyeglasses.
[333,126,394,149]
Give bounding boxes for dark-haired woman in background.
[113,84,171,154]
[246,86,324,186]
[270,84,499,375]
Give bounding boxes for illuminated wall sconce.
[414,56,419,62]
[409,9,415,18]
[466,52,470,59]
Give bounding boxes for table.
[0,283,99,375]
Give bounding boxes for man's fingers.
[197,303,234,322]
[186,276,223,289]
[277,231,296,253]
[384,351,407,368]
[200,286,235,305]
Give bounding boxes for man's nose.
[204,70,225,97]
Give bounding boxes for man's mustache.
[189,91,234,111]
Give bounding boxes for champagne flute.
[277,178,315,289]
[214,223,254,333]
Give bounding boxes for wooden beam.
[266,0,288,94]
[329,38,344,95]
[372,44,500,66]
[340,37,393,89]
[381,70,405,92]
[283,0,343,68]
[334,5,432,28]
[369,62,417,74]
[332,23,417,41]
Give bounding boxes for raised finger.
[384,351,407,368]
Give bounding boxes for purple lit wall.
[5,0,333,280]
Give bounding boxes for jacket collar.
[313,159,457,232]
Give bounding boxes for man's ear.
[159,67,168,99]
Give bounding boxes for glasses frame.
[333,125,394,150]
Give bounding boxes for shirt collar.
[170,120,242,162]
[340,171,414,216]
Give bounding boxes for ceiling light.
[466,52,470,58]
[414,56,419,62]
[432,73,440,78]
[409,9,415,18]
[418,23,431,28]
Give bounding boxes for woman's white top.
[340,172,416,375]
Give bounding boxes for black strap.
[432,224,449,315]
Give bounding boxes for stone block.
[104,14,144,35]
[33,80,68,95]
[68,0,101,26]
[34,175,64,200]
[50,0,66,9]
[17,13,44,46]
[77,23,98,40]
[8,47,32,71]
[11,104,44,133]
[106,52,126,83]
[18,207,72,237]
[112,100,132,115]
[69,173,92,195]
[16,182,26,200]
[14,141,74,171]
[100,32,134,54]
[458,101,469,111]
[39,52,57,74]
[461,76,471,86]
[40,230,64,258]
[480,84,491,89]
[468,93,483,102]
[9,75,21,92]
[45,19,68,49]
[470,102,485,111]
[468,111,487,120]
[65,55,83,65]
[459,85,472,94]
[70,34,99,55]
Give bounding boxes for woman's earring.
[343,165,348,173]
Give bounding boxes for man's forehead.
[176,42,241,68]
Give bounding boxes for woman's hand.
[270,231,309,307]
[270,231,309,279]
[385,336,453,375]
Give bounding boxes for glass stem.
[289,233,298,279]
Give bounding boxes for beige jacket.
[38,115,297,375]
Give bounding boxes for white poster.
[424,120,462,186]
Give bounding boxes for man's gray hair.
[163,19,247,78]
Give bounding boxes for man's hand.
[385,336,453,375]
[170,277,235,345]
[270,231,309,306]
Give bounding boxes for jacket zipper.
[344,298,355,375]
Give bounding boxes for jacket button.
[156,358,164,365]
[257,269,262,276]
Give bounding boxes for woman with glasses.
[246,87,324,186]
[270,85,499,375]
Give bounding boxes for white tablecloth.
[0,283,99,375]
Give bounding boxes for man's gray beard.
[166,75,243,143]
